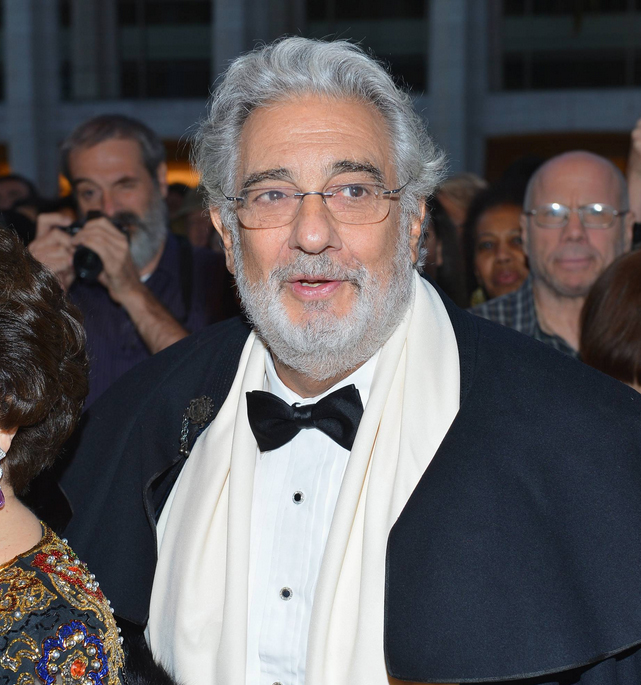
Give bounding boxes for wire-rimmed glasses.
[223,181,408,229]
[525,203,628,229]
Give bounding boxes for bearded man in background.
[29,115,229,406]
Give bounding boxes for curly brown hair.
[0,229,88,494]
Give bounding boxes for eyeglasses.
[525,203,628,229]
[223,181,408,229]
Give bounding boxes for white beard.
[233,229,415,382]
[113,189,168,270]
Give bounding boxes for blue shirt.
[70,233,232,407]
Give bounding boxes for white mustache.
[269,253,367,287]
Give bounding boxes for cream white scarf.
[148,272,460,684]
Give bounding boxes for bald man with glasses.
[472,151,633,355]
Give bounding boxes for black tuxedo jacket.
[59,287,641,684]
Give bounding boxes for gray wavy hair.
[193,36,445,268]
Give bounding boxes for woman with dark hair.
[463,185,530,306]
[580,251,641,393]
[0,228,128,684]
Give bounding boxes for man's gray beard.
[113,189,168,270]
[233,227,416,382]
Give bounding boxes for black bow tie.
[246,384,364,452]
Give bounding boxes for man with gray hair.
[29,114,230,406]
[60,39,641,685]
[471,151,633,355]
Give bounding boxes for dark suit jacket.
[59,287,641,684]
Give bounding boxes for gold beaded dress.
[0,524,125,685]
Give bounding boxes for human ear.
[520,214,530,258]
[624,210,635,250]
[410,202,427,264]
[0,426,18,455]
[210,208,235,275]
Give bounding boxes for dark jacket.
[59,287,641,684]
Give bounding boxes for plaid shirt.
[470,276,578,358]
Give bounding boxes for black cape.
[58,290,641,684]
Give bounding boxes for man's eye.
[511,236,523,247]
[337,184,368,199]
[253,190,289,204]
[79,190,95,200]
[584,205,607,217]
[543,205,566,219]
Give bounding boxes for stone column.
[251,0,306,41]
[212,0,246,82]
[466,0,489,176]
[5,0,61,195]
[211,0,306,84]
[428,0,487,176]
[70,0,119,100]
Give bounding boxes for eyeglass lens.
[532,203,617,229]
[235,183,393,229]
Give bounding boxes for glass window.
[305,0,428,92]
[117,1,211,25]
[59,0,211,100]
[118,0,211,99]
[497,0,641,90]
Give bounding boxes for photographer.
[29,115,230,407]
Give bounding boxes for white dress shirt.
[246,351,379,685]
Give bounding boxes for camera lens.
[73,246,104,283]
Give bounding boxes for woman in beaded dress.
[0,228,126,685]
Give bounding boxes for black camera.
[60,210,129,283]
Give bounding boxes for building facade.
[3,0,641,195]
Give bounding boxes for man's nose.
[85,190,116,217]
[288,194,342,254]
[99,191,118,217]
[561,208,588,241]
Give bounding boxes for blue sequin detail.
[36,620,109,684]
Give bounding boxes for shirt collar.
[145,232,174,283]
[265,348,379,410]
[524,275,579,357]
[517,276,539,337]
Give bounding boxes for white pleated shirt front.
[245,350,378,685]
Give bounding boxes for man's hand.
[627,118,641,224]
[28,213,76,291]
[71,215,142,304]
[72,216,188,353]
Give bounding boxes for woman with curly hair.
[0,228,129,684]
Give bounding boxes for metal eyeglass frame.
[524,203,629,229]
[221,180,410,228]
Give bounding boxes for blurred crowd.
[1,113,639,406]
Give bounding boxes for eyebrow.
[71,178,99,188]
[241,161,387,191]
[72,175,140,188]
[331,160,385,185]
[241,168,293,189]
